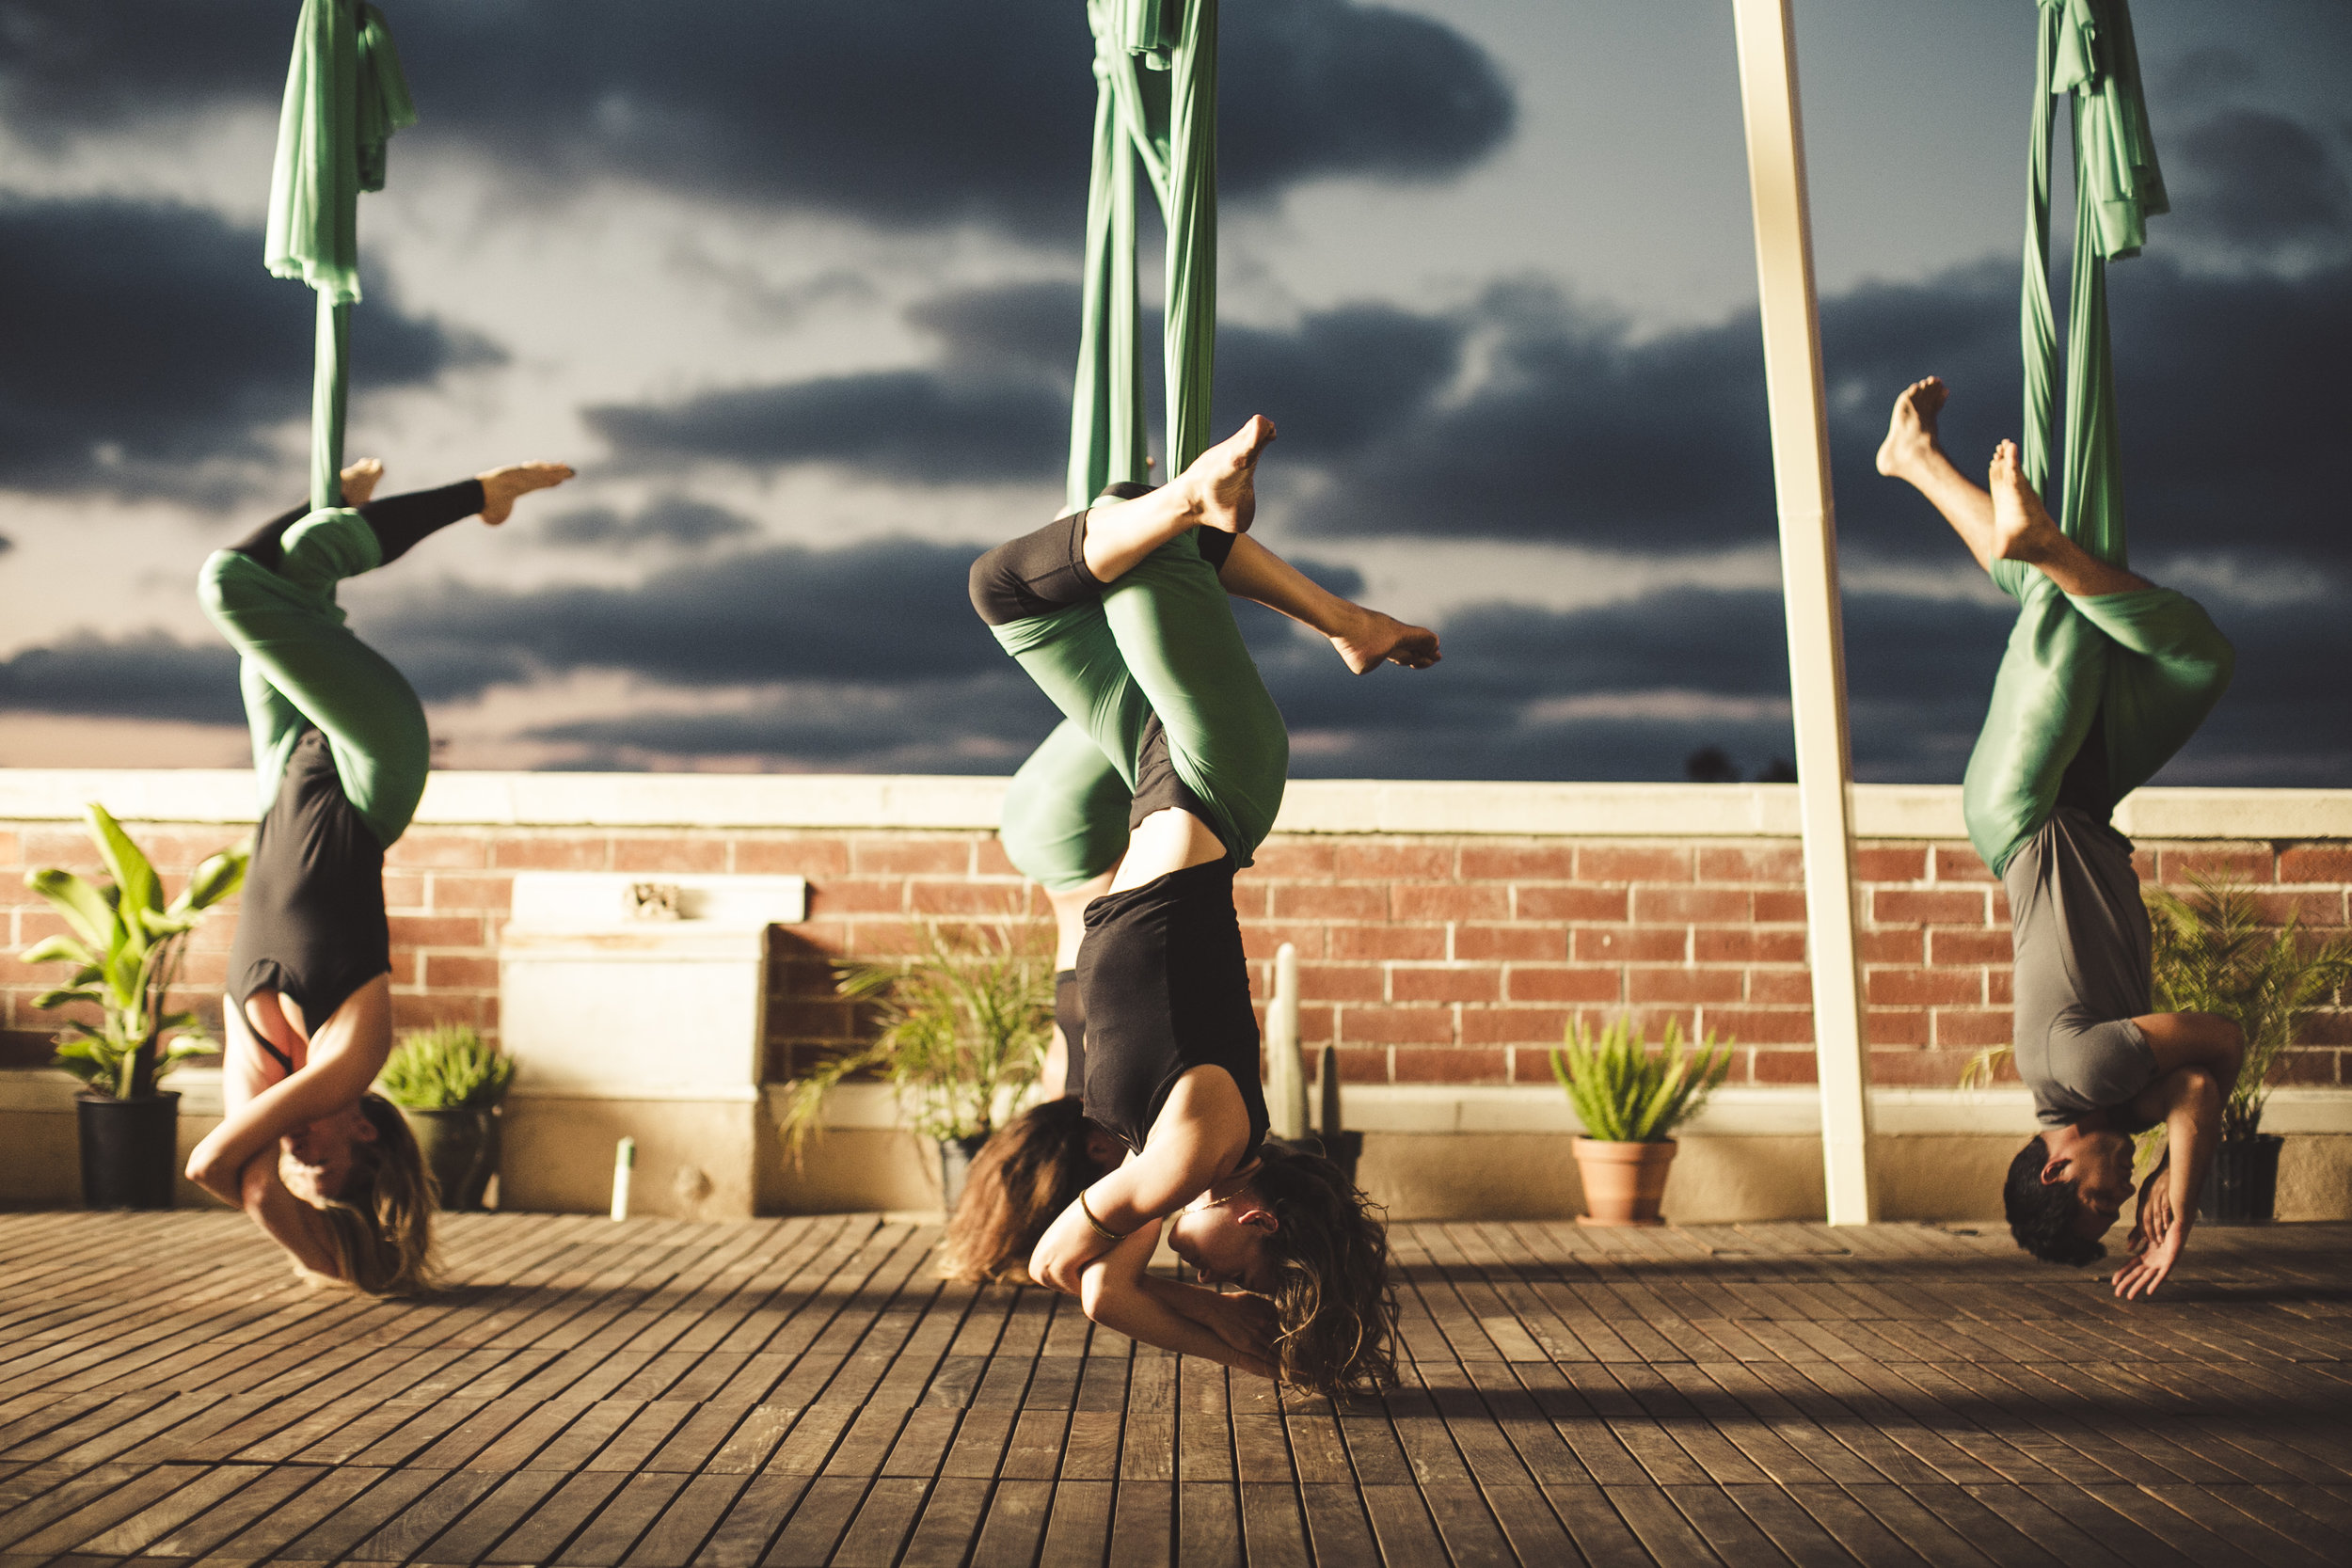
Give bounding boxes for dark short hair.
[2004,1134,2106,1267]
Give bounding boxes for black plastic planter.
[404,1107,501,1212]
[77,1092,181,1210]
[2199,1133,2283,1226]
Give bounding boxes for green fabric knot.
[265,0,415,303]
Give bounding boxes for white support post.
[1731,0,1875,1224]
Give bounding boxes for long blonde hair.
[300,1093,438,1295]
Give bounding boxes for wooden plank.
[968,1477,1053,1568]
[687,1472,811,1568]
[1106,1478,1174,1566]
[554,1470,692,1566]
[895,1475,991,1568]
[479,1469,628,1563]
[1034,1478,1114,1568]
[756,1473,868,1565]
[343,1468,505,1562]
[618,1471,749,1567]
[1358,1481,1451,1568]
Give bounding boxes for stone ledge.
[5,769,2350,839]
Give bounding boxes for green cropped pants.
[981,520,1288,882]
[197,507,429,848]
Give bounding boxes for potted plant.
[19,804,247,1209]
[2147,872,2352,1225]
[1550,1016,1733,1227]
[377,1024,515,1211]
[776,923,1054,1209]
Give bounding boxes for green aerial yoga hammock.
[998,0,1288,885]
[266,0,415,512]
[1961,0,2232,876]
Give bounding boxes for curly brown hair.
[939,1097,1107,1285]
[1248,1141,1397,1400]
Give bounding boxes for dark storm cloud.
[0,632,242,723]
[523,671,1057,774]
[1293,250,2352,576]
[0,0,1512,235]
[539,499,757,551]
[590,285,1467,479]
[2173,110,2350,246]
[583,372,1070,483]
[0,198,494,499]
[361,537,993,701]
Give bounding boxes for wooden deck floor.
[1,1212,2347,1567]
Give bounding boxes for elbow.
[2179,1067,2224,1123]
[1077,1263,1118,1323]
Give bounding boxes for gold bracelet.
[1077,1190,1128,1242]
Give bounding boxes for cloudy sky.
[1,0,2345,785]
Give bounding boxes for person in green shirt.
[1878,377,2242,1298]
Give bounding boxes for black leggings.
[233,480,486,572]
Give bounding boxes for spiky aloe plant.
[20,803,247,1101]
[378,1025,515,1111]
[1549,1016,1734,1143]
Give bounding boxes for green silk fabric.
[999,0,1258,890]
[1963,0,2229,876]
[266,0,415,510]
[1067,0,1218,510]
[199,511,431,848]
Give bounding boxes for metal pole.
[1730,0,1874,1223]
[1266,942,1306,1140]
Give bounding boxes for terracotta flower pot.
[1573,1137,1677,1227]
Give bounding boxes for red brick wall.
[5,820,2347,1089]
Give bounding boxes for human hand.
[2112,1223,2185,1300]
[2126,1161,2173,1256]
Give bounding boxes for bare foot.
[1181,416,1276,535]
[1333,609,1440,674]
[340,458,384,508]
[1987,440,2064,562]
[476,461,575,526]
[1874,376,1947,480]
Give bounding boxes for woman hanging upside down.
[184,455,572,1292]
[944,514,1439,1287]
[966,418,1400,1393]
[1878,377,2238,1299]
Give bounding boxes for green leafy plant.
[19,803,247,1100]
[1549,1016,1735,1143]
[2147,872,2352,1141]
[377,1025,515,1111]
[775,923,1055,1155]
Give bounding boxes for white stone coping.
[3,770,2349,840]
[8,1069,2346,1136]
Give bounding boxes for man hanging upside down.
[1878,376,2240,1299]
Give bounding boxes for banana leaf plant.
[19,803,248,1101]
[1549,1015,1734,1143]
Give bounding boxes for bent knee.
[969,545,1026,626]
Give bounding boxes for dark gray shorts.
[2003,808,2157,1127]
